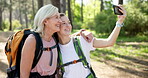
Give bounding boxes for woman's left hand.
[117,5,127,24]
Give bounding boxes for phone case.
[113,5,123,15]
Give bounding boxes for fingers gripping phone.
[113,5,123,15]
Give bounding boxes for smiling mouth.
[64,29,70,32]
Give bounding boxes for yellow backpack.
[5,29,43,78]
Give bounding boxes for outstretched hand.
[117,5,127,24]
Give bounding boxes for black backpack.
[5,29,43,78]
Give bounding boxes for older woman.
[20,4,61,78]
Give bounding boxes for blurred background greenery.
[0,0,147,37]
[0,0,148,77]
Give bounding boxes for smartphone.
[113,5,123,15]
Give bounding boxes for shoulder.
[27,34,36,41]
[24,34,36,46]
[21,34,37,56]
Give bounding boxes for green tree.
[0,0,8,30]
[124,0,148,35]
[93,1,116,33]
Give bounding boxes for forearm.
[107,25,121,46]
[93,25,121,48]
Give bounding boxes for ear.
[43,19,48,25]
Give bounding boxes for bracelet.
[116,22,124,27]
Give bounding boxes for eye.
[62,22,66,25]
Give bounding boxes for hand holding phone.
[113,5,123,15]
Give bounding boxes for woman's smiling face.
[58,16,72,36]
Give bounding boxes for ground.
[0,32,147,78]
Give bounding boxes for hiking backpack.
[5,29,43,78]
[57,36,97,78]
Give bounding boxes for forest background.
[0,0,148,78]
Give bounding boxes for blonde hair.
[33,4,58,34]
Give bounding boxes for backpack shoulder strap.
[57,44,65,72]
[31,32,43,69]
[73,36,97,78]
[73,36,89,67]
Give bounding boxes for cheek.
[69,26,72,30]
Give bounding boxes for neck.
[58,35,71,45]
[42,32,53,42]
[42,28,55,42]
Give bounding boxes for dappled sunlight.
[90,42,148,78]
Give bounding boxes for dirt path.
[1,41,147,78]
[0,42,8,78]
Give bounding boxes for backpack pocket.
[7,66,19,78]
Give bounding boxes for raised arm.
[93,5,126,48]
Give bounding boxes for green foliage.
[12,20,22,30]
[2,19,22,31]
[72,0,100,30]
[72,2,81,29]
[124,0,148,35]
[93,8,116,33]
[2,19,9,30]
[91,42,148,60]
[117,35,148,42]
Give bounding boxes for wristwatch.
[116,22,124,27]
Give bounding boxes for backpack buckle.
[72,60,77,64]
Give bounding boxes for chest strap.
[58,59,83,69]
[42,45,57,51]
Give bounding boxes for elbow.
[108,44,114,47]
[108,42,115,47]
[107,44,114,47]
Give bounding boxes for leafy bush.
[2,19,9,30]
[12,20,22,30]
[2,19,22,31]
[94,10,116,33]
[124,0,148,35]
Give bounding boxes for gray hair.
[33,4,58,34]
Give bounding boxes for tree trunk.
[32,0,35,18]
[100,0,104,12]
[51,0,61,12]
[60,0,66,13]
[25,3,28,28]
[119,0,123,4]
[72,0,76,22]
[38,0,44,9]
[81,0,83,22]
[19,0,23,25]
[9,0,12,31]
[67,0,72,27]
[0,8,2,30]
